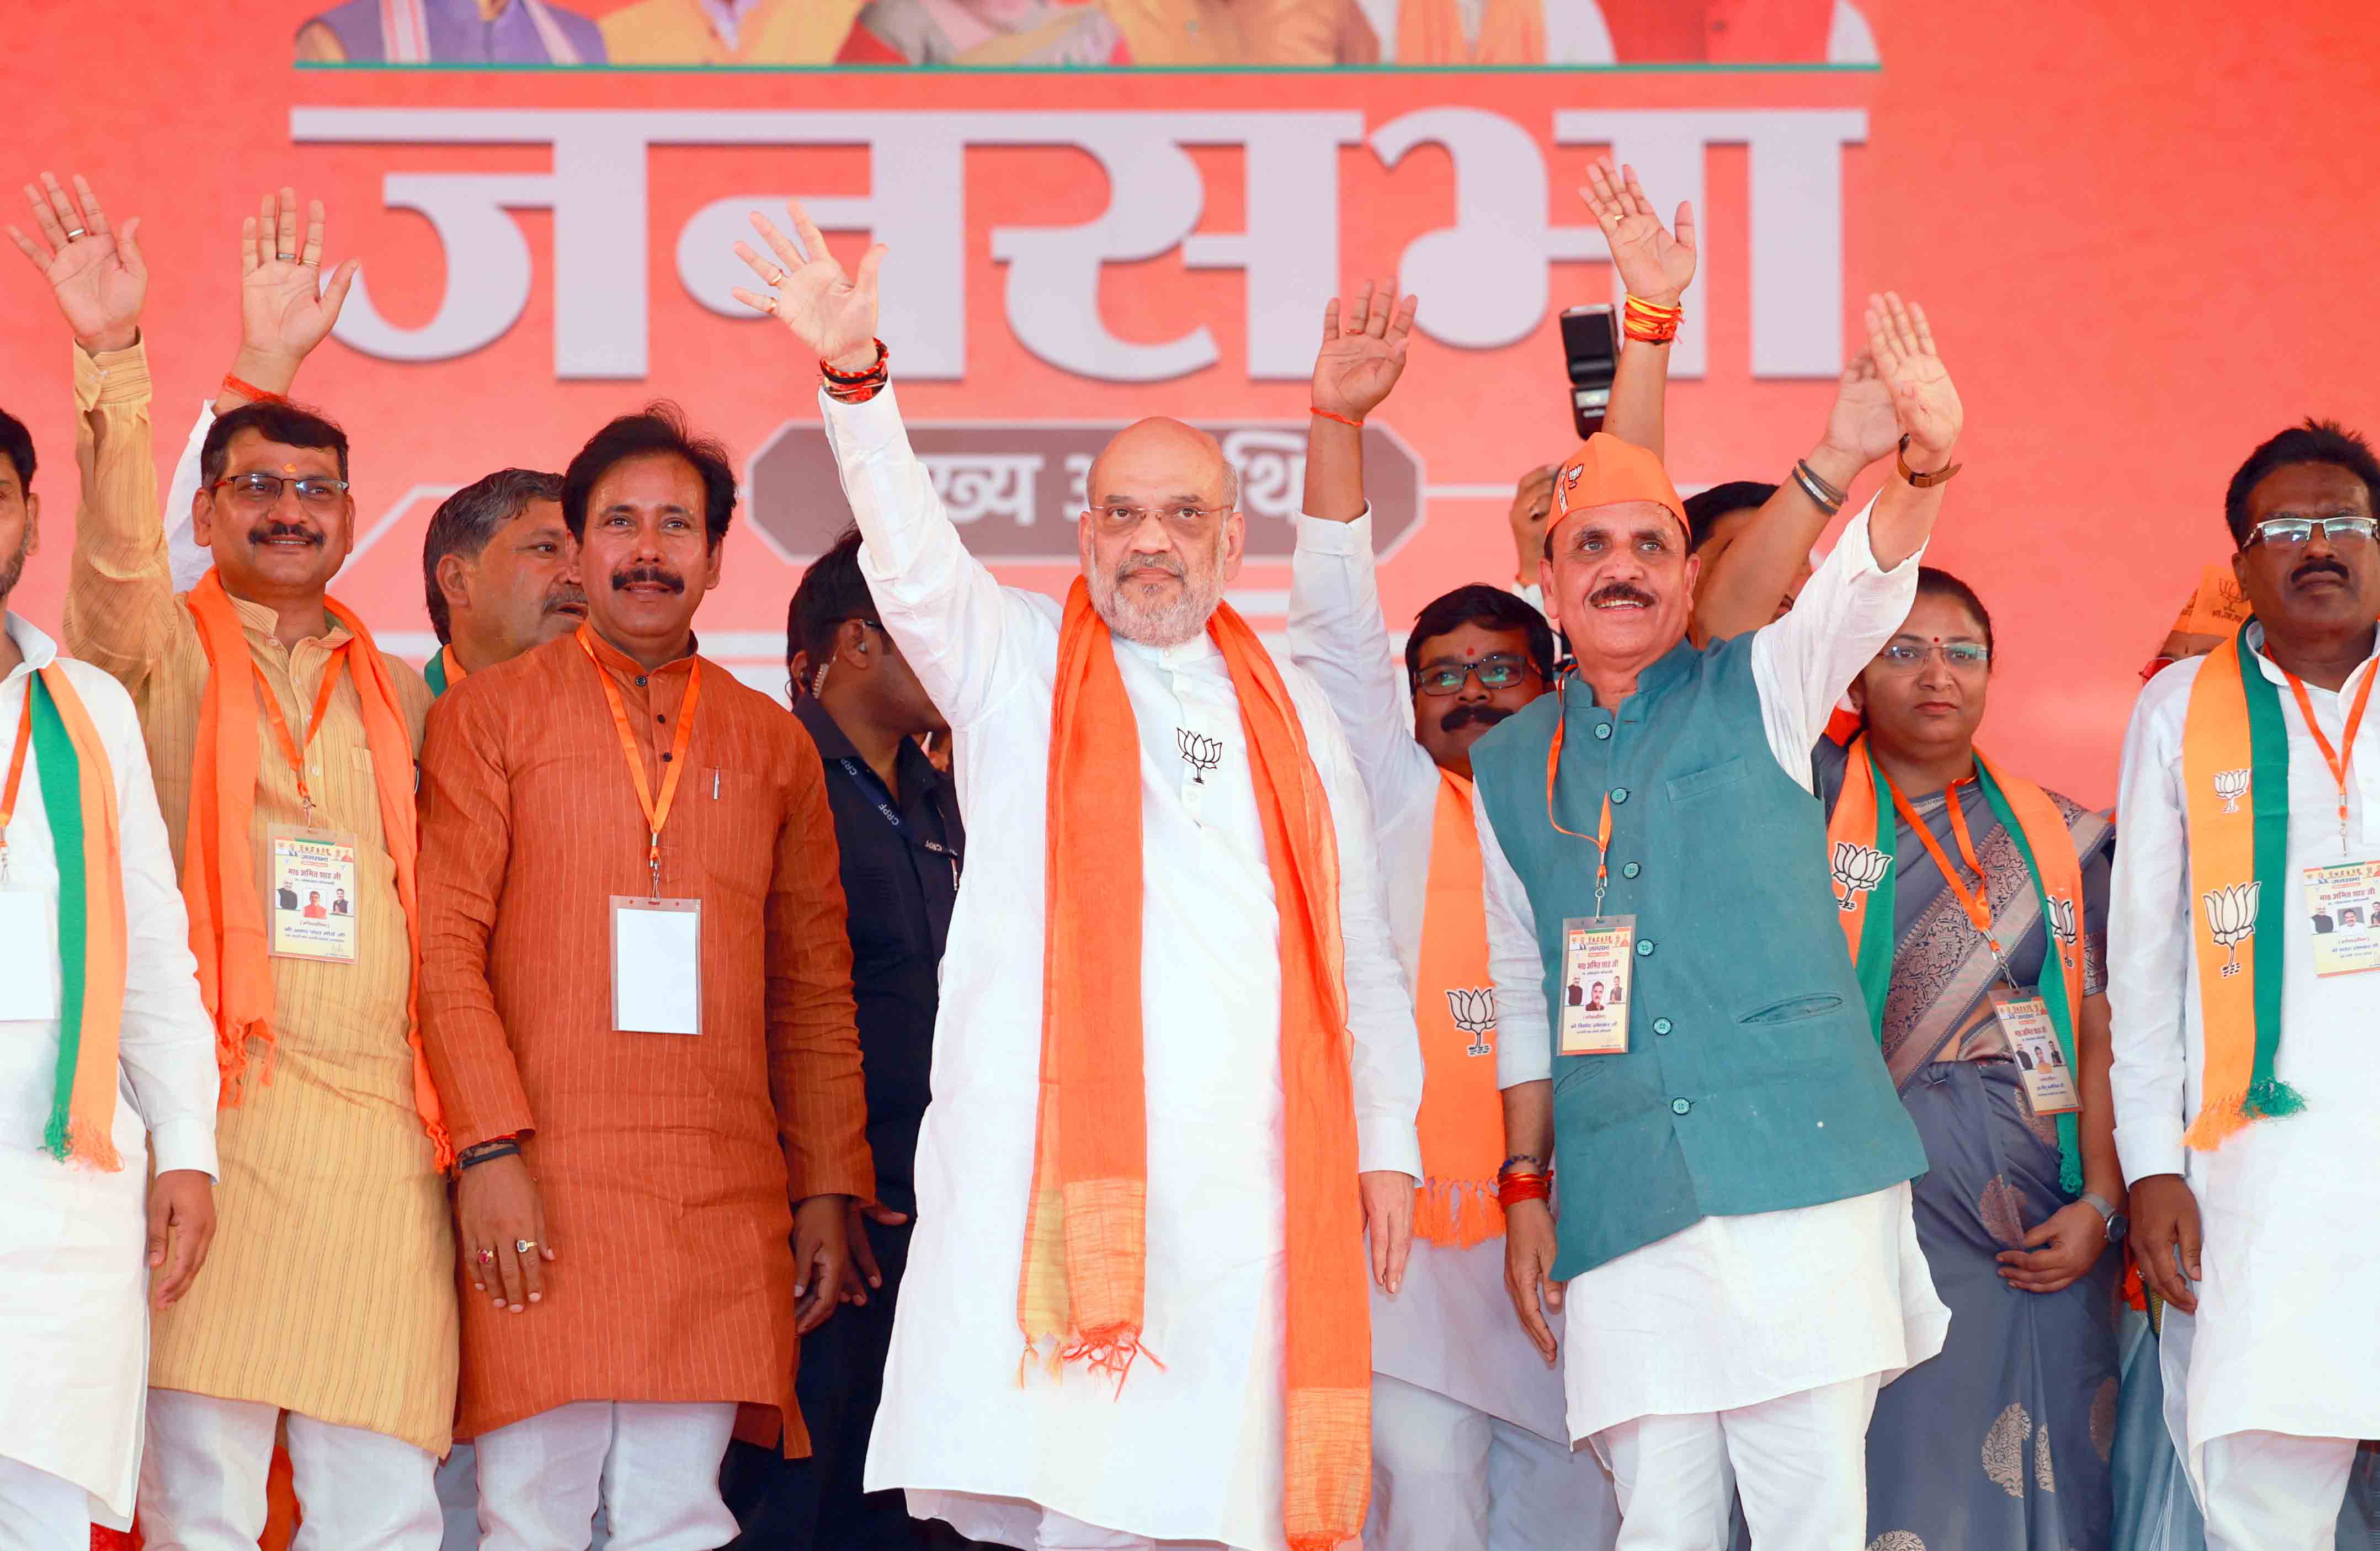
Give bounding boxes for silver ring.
[514,1238,537,1255]
[65,227,86,241]
[276,252,297,262]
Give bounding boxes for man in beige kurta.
[55,191,455,1547]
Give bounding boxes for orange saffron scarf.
[183,569,451,1167]
[1412,768,1504,1248]
[1398,0,1543,62]
[1021,579,1369,1551]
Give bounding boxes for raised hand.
[9,173,147,353]
[237,187,360,372]
[1580,161,1696,306]
[1819,352,1903,468]
[1866,291,1961,465]
[734,198,885,373]
[1311,279,1418,424]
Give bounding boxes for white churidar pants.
[1592,1374,1880,1551]
[1368,1374,1617,1551]
[0,1455,89,1551]
[475,1400,734,1551]
[2201,1430,2358,1551]
[139,1389,441,1550]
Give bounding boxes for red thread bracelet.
[821,339,889,384]
[1310,406,1364,429]
[221,374,288,405]
[1496,1173,1551,1208]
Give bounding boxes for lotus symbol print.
[1175,728,1222,784]
[2203,881,2260,978]
[2046,895,2078,950]
[1830,842,1892,911]
[1446,987,1497,1058]
[2213,768,2250,814]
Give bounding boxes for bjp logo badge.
[2202,881,2260,978]
[1446,987,1497,1058]
[2046,896,2078,952]
[1830,842,1891,911]
[2213,769,2250,814]
[1175,728,1223,784]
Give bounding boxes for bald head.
[1077,417,1246,647]
[1087,417,1239,511]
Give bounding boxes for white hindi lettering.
[289,107,1863,385]
[923,453,1044,527]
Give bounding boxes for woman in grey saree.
[1815,571,2125,1551]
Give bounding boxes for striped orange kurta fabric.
[416,629,872,1449]
[61,341,455,1453]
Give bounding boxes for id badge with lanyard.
[581,629,706,1035]
[834,755,961,890]
[1545,681,1634,1056]
[255,653,361,964]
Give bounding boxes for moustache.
[1589,581,1657,609]
[2291,557,2352,587]
[545,584,589,614]
[1116,554,1186,586]
[248,521,324,549]
[610,565,685,594]
[1438,703,1514,735]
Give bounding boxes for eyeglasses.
[209,472,349,511]
[1090,502,1230,538]
[1873,640,1990,671]
[2245,514,2378,549]
[1415,654,1534,696]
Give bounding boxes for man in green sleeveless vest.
[419,469,583,698]
[1471,292,1965,1550]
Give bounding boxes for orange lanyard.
[578,627,704,899]
[2283,665,2377,852]
[1543,669,1618,917]
[0,688,31,874]
[1888,776,2016,982]
[252,650,348,822]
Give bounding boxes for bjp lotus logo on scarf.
[2213,768,2250,814]
[1446,987,1497,1057]
[2046,896,2078,952]
[2203,881,2260,977]
[1175,728,1223,784]
[1830,842,1892,910]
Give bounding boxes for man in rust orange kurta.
[417,402,871,1545]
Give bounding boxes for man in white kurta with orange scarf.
[732,200,1423,1551]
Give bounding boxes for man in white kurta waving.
[732,202,1423,1551]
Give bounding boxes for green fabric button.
[1611,787,1630,803]
[1593,723,1612,740]
[1653,1018,1672,1035]
[1635,939,1654,957]
[1671,1097,1692,1115]
[1622,862,1641,879]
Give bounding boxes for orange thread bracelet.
[1496,1173,1551,1208]
[1621,294,1683,345]
[221,374,288,405]
[1310,406,1364,429]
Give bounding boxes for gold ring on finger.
[66,227,86,241]
[477,1247,495,1265]
[764,295,780,316]
[515,1238,537,1254]
[768,267,789,288]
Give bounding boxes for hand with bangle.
[1579,159,1696,342]
[733,197,890,399]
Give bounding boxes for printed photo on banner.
[2305,858,2380,978]
[1557,916,1633,1057]
[290,0,1876,68]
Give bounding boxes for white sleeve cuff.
[1293,508,1373,555]
[1356,1113,1424,1180]
[148,1117,219,1181]
[2115,1116,2188,1187]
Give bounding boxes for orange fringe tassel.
[1412,1177,1503,1250]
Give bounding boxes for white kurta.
[2108,627,2380,1481]
[0,613,217,1526]
[1478,506,1949,1444]
[1286,510,1567,1444]
[824,388,1425,1551]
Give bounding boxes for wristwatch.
[2079,1190,2128,1247]
[1897,433,1962,488]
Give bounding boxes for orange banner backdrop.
[8,2,2380,803]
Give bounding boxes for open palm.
[1867,292,1962,461]
[239,188,359,363]
[1822,354,1903,466]
[1582,161,1696,305]
[733,198,883,369]
[1311,279,1417,423]
[9,174,146,349]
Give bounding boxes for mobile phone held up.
[1561,304,1617,441]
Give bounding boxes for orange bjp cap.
[1545,433,1689,554]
